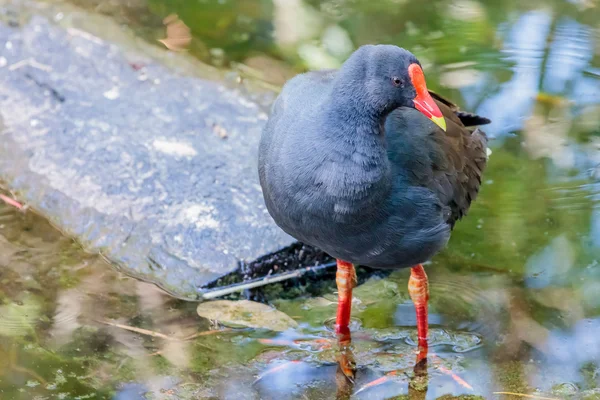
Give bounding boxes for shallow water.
[1,0,600,399]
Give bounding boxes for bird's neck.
[318,93,392,209]
[326,94,386,137]
[328,70,392,134]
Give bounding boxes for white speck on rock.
[152,107,173,123]
[67,28,104,45]
[0,57,6,68]
[237,96,258,110]
[103,87,120,100]
[152,139,197,157]
[182,204,220,229]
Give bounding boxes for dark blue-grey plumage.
[258,44,488,269]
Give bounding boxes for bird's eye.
[392,76,403,87]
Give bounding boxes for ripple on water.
[322,316,362,333]
[428,274,507,339]
[0,294,41,337]
[405,328,483,353]
[547,182,600,211]
[50,289,83,345]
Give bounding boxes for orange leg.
[335,259,356,379]
[409,264,429,363]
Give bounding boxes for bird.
[258,44,489,376]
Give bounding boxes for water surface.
[1,0,599,398]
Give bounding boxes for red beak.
[408,64,446,131]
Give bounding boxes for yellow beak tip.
[431,116,446,132]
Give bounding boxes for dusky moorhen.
[258,44,489,375]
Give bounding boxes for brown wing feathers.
[428,92,489,226]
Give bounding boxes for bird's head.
[341,44,447,131]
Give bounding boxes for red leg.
[409,264,429,363]
[335,260,356,339]
[335,259,356,379]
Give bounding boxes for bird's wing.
[430,94,488,225]
[386,93,489,227]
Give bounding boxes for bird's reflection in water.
[336,330,356,383]
[334,332,357,399]
[335,366,354,400]
[254,341,434,399]
[334,342,430,400]
[334,325,430,399]
[408,358,429,400]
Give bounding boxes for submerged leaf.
[158,14,192,52]
[196,300,298,332]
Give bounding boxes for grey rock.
[0,16,294,299]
